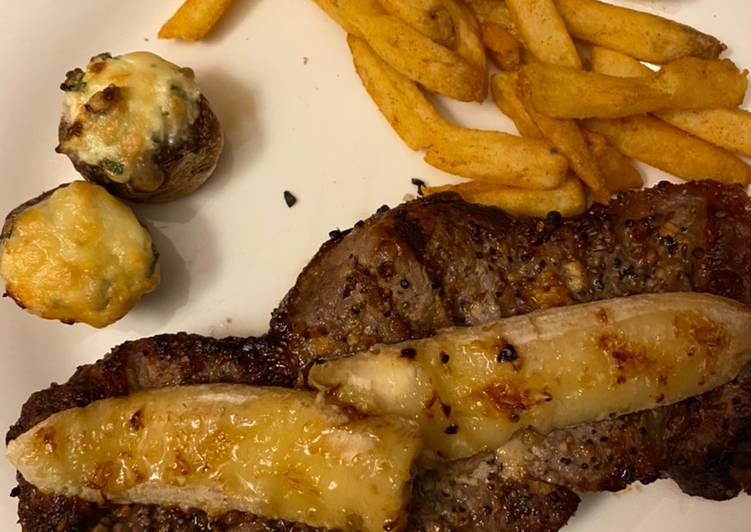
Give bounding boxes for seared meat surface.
[9,181,751,531]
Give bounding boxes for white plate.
[0,1,749,530]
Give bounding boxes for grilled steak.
[8,181,751,531]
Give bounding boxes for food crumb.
[303,56,309,65]
[411,177,427,196]
[283,190,297,207]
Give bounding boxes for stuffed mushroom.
[0,181,160,327]
[56,51,223,202]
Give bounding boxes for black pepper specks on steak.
[273,180,751,370]
[8,181,751,531]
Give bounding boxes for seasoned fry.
[522,108,609,202]
[490,72,541,138]
[423,176,586,217]
[481,22,523,71]
[506,0,581,68]
[502,0,607,200]
[592,47,751,157]
[316,0,486,101]
[463,0,520,39]
[442,0,487,73]
[584,131,642,192]
[159,0,233,41]
[554,0,725,64]
[378,0,455,46]
[519,60,748,119]
[661,58,749,111]
[348,35,439,150]
[585,116,751,185]
[492,72,640,194]
[350,35,568,187]
[658,109,751,158]
[426,126,568,189]
[590,45,653,78]
[519,64,666,119]
[357,18,485,101]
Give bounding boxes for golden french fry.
[463,0,521,39]
[591,47,751,157]
[659,58,748,112]
[378,0,455,46]
[481,23,523,71]
[490,72,541,138]
[585,116,751,185]
[442,0,487,73]
[584,131,642,192]
[348,35,440,150]
[158,0,233,41]
[493,69,640,193]
[658,109,751,158]
[500,1,606,200]
[357,19,485,102]
[554,0,725,64]
[424,176,586,217]
[519,60,748,119]
[519,62,665,119]
[426,126,569,189]
[350,35,568,187]
[313,0,368,34]
[316,0,486,101]
[522,107,609,202]
[506,0,582,68]
[590,46,653,78]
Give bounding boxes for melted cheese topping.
[0,182,159,327]
[6,385,421,532]
[59,52,201,190]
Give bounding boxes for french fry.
[378,0,455,46]
[490,72,541,138]
[426,126,569,189]
[506,0,582,68]
[519,60,748,119]
[554,0,725,64]
[348,35,440,150]
[500,2,606,200]
[316,0,486,101]
[585,116,751,185]
[590,46,654,78]
[661,58,749,111]
[424,176,586,217]
[463,0,521,40]
[658,109,751,158]
[491,73,641,193]
[349,35,569,188]
[159,0,233,41]
[441,0,487,73]
[584,131,642,192]
[481,23,523,71]
[522,106,609,202]
[592,47,751,157]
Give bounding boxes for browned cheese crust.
[58,95,223,203]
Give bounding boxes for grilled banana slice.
[310,293,751,461]
[7,384,421,532]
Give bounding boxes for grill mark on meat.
[8,181,751,531]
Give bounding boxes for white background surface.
[0,1,749,530]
